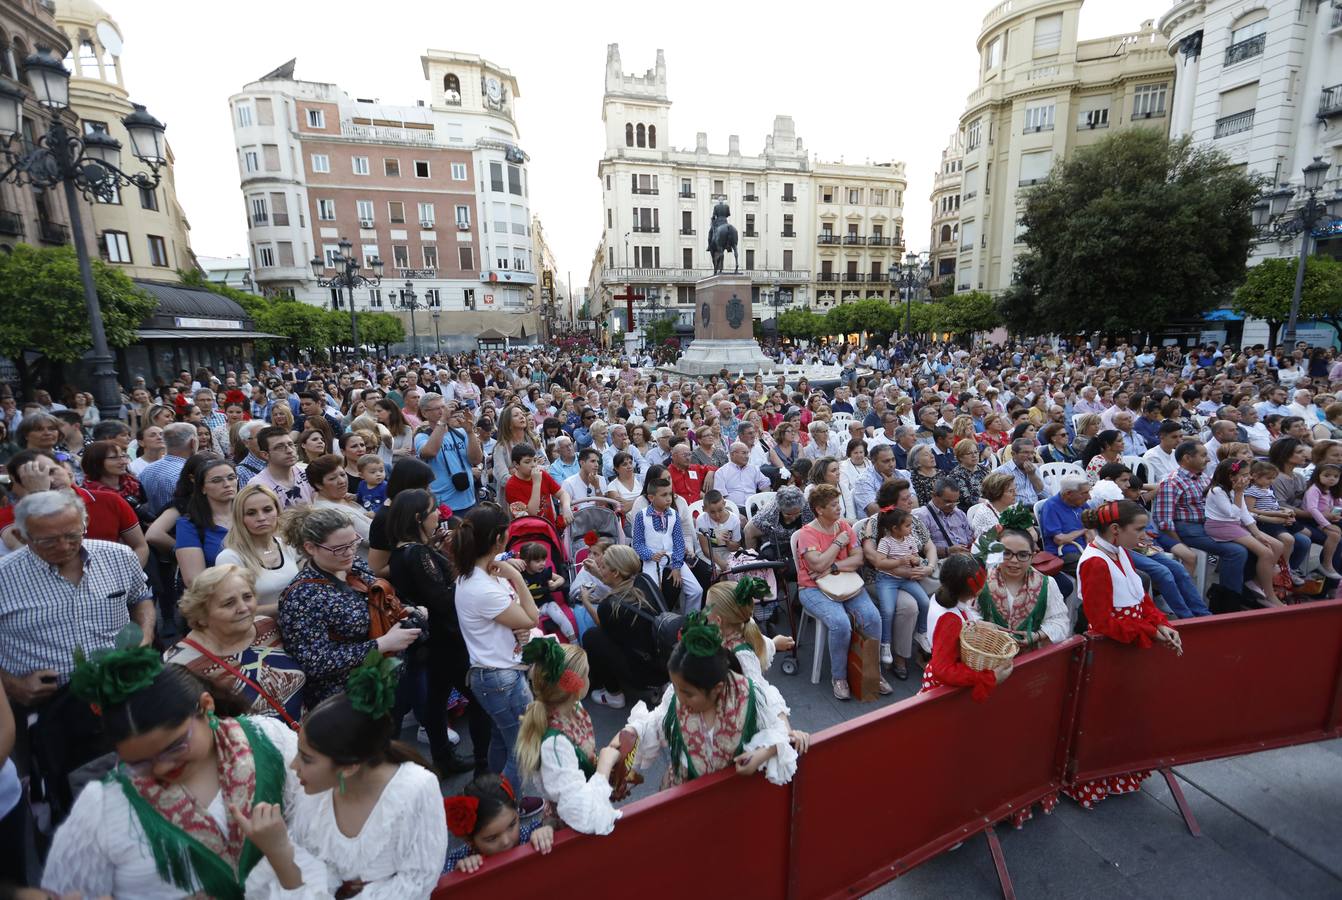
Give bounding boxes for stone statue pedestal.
[672,273,775,376]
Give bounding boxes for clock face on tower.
[486,77,501,104]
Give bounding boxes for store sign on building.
[174,317,244,330]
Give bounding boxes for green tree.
[1232,256,1342,347]
[360,312,406,356]
[906,302,944,337]
[0,244,156,396]
[824,303,856,338]
[777,307,823,340]
[845,299,900,338]
[644,316,676,348]
[939,291,1001,337]
[1000,130,1262,335]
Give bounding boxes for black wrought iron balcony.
[781,230,796,237]
[680,228,696,235]
[1320,84,1342,119]
[743,194,758,201]
[632,186,659,195]
[867,235,891,246]
[743,230,758,237]
[843,234,865,245]
[1214,109,1255,138]
[0,210,22,236]
[1224,32,1265,66]
[39,220,68,244]
[818,272,841,282]
[631,225,660,233]
[868,272,888,283]
[818,233,840,245]
[781,194,796,203]
[679,190,694,198]
[842,272,865,283]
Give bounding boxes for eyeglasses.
[206,473,238,485]
[30,530,85,549]
[316,538,360,556]
[123,716,196,776]
[1000,550,1033,562]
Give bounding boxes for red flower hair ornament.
[444,795,479,837]
[558,670,585,694]
[583,530,599,547]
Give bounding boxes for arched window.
[625,123,633,147]
[443,73,460,101]
[940,224,952,243]
[636,124,646,147]
[648,125,656,148]
[78,40,99,78]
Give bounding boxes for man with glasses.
[573,409,598,450]
[994,438,1047,506]
[251,426,312,509]
[416,395,482,515]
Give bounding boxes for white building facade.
[594,44,907,334]
[928,132,964,287]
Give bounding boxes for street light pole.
[432,307,441,355]
[1252,158,1342,348]
[311,238,383,355]
[401,280,419,357]
[0,49,167,421]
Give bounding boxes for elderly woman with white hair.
[802,418,838,461]
[644,426,674,467]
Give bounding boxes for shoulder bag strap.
[180,638,299,731]
[927,507,955,548]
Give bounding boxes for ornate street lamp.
[398,280,422,357]
[310,236,383,352]
[892,251,932,337]
[0,47,167,420]
[1252,157,1342,346]
[431,305,441,355]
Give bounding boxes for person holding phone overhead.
[415,394,482,517]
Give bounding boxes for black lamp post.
[310,236,383,353]
[431,306,441,355]
[892,251,932,337]
[0,47,166,420]
[398,280,422,357]
[1251,157,1342,347]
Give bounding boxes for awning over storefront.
[137,329,282,340]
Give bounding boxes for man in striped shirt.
[1152,440,1249,598]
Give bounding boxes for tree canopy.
[1232,255,1342,346]
[998,130,1262,335]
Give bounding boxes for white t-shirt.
[215,541,300,608]
[562,472,608,502]
[456,567,525,669]
[696,511,743,567]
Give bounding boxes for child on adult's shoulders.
[504,443,571,528]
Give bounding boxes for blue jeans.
[1297,523,1342,572]
[798,586,881,681]
[873,573,930,643]
[468,667,533,790]
[1174,522,1249,594]
[1129,550,1210,618]
[1260,522,1311,572]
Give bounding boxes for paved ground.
[434,627,1342,899]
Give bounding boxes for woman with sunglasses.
[278,507,422,709]
[43,633,324,899]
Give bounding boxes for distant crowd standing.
[0,334,1337,895]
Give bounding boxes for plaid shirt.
[0,541,152,682]
[140,453,186,517]
[1152,466,1210,533]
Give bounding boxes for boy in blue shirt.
[355,454,388,513]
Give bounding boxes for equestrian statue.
[707,200,739,275]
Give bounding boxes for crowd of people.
[0,333,1335,896]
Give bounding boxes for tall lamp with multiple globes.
[0,47,167,420]
[890,251,933,337]
[310,237,383,353]
[398,280,423,357]
[1251,157,1342,347]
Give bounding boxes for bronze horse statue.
[707,201,739,275]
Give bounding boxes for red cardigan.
[1078,553,1169,648]
[929,610,997,702]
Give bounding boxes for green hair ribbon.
[521,637,567,685]
[730,576,770,609]
[345,648,402,719]
[997,502,1037,533]
[679,611,723,658]
[68,624,160,711]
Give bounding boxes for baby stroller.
[569,496,625,567]
[716,551,787,635]
[506,515,578,642]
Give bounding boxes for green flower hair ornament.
[997,503,1037,533]
[521,636,567,685]
[68,624,160,712]
[731,576,770,609]
[679,611,723,658]
[345,648,402,719]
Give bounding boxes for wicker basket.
[959,622,1019,671]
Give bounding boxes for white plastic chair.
[746,491,775,522]
[686,497,740,523]
[790,529,829,684]
[1037,461,1083,496]
[829,412,854,433]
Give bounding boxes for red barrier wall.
[435,602,1342,900]
[437,760,793,899]
[786,637,1084,900]
[1068,599,1342,784]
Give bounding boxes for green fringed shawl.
[111,716,285,900]
[662,681,759,782]
[544,727,596,779]
[978,578,1049,647]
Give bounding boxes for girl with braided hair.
[242,650,448,899]
[619,614,797,789]
[513,640,623,835]
[42,626,323,900]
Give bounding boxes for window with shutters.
[1033,14,1061,54]
[1023,102,1055,132]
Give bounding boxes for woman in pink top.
[1304,463,1342,578]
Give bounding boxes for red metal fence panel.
[786,637,1084,900]
[436,761,793,898]
[1069,599,1342,784]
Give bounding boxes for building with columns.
[954,0,1174,293]
[55,0,193,279]
[928,132,963,287]
[594,44,907,334]
[228,52,541,350]
[1159,0,1342,268]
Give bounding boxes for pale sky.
[105,0,1172,295]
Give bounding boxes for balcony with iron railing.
[39,220,68,244]
[632,225,660,233]
[339,122,440,147]
[743,194,759,201]
[743,230,758,237]
[782,194,796,203]
[868,272,888,283]
[679,190,694,199]
[842,234,865,245]
[818,233,841,245]
[632,186,659,195]
[781,230,796,237]
[867,235,891,246]
[0,210,22,236]
[842,272,865,283]
[1320,85,1342,119]
[679,228,696,235]
[1224,32,1265,66]
[603,266,810,284]
[818,272,841,282]
[1214,109,1255,139]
